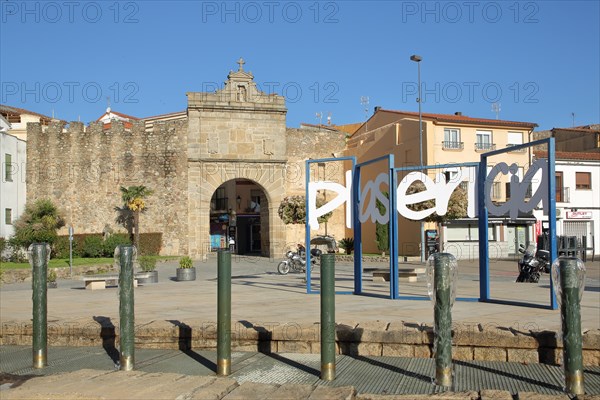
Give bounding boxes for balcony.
[475,142,496,152]
[442,141,464,150]
[556,187,570,203]
[506,144,527,152]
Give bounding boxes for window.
[443,128,463,149]
[556,172,564,202]
[492,182,502,200]
[507,131,526,152]
[212,187,228,210]
[475,130,494,151]
[446,224,496,241]
[5,208,12,225]
[507,131,523,145]
[4,153,12,182]
[576,172,591,189]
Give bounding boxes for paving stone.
[266,383,315,399]
[307,385,356,400]
[189,377,239,400]
[223,381,279,399]
[474,347,507,362]
[355,321,389,342]
[479,389,514,400]
[507,348,539,364]
[452,346,474,361]
[517,392,570,399]
[382,343,414,357]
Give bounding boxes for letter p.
[1,2,19,23]
[201,2,219,22]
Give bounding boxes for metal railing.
[506,144,527,152]
[442,141,464,150]
[475,142,496,151]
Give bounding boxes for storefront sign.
[566,211,592,219]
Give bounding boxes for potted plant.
[47,269,58,289]
[136,256,158,284]
[338,238,354,255]
[176,256,196,281]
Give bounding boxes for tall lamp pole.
[410,54,426,262]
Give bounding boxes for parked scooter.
[516,244,548,283]
[277,244,322,275]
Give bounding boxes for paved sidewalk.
[1,257,599,399]
[1,345,600,398]
[1,257,599,331]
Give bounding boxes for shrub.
[138,232,162,256]
[278,195,332,225]
[338,238,355,255]
[82,235,104,258]
[11,199,65,248]
[52,236,71,259]
[103,234,131,257]
[179,256,193,269]
[139,255,157,272]
[47,269,57,282]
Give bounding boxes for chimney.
[454,112,462,116]
[374,106,381,114]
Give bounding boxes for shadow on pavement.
[92,316,120,366]
[167,320,216,372]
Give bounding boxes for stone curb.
[2,319,599,366]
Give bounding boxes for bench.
[372,268,426,283]
[82,274,138,290]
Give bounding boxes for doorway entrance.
[209,179,268,255]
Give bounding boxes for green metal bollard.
[119,245,135,371]
[217,250,231,376]
[555,257,585,395]
[431,253,456,388]
[320,254,336,381]
[30,243,49,369]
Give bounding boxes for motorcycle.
[277,244,322,275]
[516,244,548,283]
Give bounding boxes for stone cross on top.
[237,57,245,71]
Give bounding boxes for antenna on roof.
[327,112,332,126]
[315,112,323,126]
[106,97,111,113]
[361,96,369,130]
[491,102,501,119]
[571,112,575,127]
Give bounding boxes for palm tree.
[119,186,153,250]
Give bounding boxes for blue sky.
[1,1,598,130]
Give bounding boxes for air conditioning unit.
[556,208,562,219]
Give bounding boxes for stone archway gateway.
[208,178,271,256]
[185,59,289,258]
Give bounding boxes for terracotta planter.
[176,267,196,281]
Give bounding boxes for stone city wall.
[26,120,189,256]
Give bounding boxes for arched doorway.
[209,179,269,256]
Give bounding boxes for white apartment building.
[533,150,600,258]
[0,131,27,238]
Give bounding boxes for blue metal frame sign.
[305,137,557,308]
[305,156,356,294]
[478,137,558,309]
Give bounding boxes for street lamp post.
[411,54,426,262]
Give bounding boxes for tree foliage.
[118,186,153,249]
[405,182,468,223]
[278,195,332,225]
[11,199,65,247]
[375,193,389,252]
